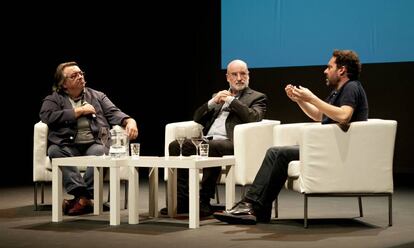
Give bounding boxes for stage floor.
[1,181,413,248]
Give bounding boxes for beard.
[325,76,339,88]
[230,80,249,92]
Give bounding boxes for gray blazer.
[39,87,130,146]
[193,87,267,141]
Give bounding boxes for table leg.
[93,167,103,215]
[109,166,120,226]
[167,168,177,217]
[189,168,200,228]
[52,164,63,222]
[225,164,235,210]
[129,167,139,224]
[149,167,159,217]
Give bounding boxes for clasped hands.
[212,90,234,104]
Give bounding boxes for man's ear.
[339,65,347,76]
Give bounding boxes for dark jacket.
[193,87,267,141]
[39,87,130,146]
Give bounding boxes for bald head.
[227,59,248,72]
[226,59,250,93]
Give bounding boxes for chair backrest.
[163,121,203,181]
[164,121,202,157]
[276,119,397,194]
[163,119,281,184]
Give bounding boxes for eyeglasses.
[66,71,85,80]
[227,71,249,79]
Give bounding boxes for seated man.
[161,59,267,217]
[214,49,369,224]
[40,62,138,215]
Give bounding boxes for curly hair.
[332,50,361,80]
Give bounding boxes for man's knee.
[265,147,280,157]
[48,145,66,158]
[169,141,179,155]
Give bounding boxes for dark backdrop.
[2,1,412,186]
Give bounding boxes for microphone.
[81,100,96,119]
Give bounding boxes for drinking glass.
[175,127,186,158]
[190,126,203,157]
[99,127,110,158]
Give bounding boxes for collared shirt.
[206,94,238,140]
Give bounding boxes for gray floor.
[1,181,413,248]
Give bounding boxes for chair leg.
[389,194,393,226]
[304,195,308,228]
[41,182,45,204]
[274,198,278,218]
[124,181,128,209]
[358,196,363,217]
[107,183,110,202]
[34,183,38,211]
[165,180,169,208]
[240,186,246,198]
[215,184,220,204]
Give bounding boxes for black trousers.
[245,146,299,215]
[169,139,233,205]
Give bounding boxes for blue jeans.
[48,143,104,199]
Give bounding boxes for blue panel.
[222,0,414,68]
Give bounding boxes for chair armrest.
[298,120,397,193]
[33,121,52,181]
[273,122,318,146]
[233,119,280,185]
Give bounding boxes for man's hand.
[74,103,96,118]
[212,90,232,104]
[292,86,316,103]
[123,118,139,140]
[285,84,300,102]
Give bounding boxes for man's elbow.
[337,115,352,124]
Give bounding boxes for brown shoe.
[62,198,78,215]
[68,198,93,216]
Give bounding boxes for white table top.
[127,155,235,169]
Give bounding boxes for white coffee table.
[51,156,127,226]
[127,156,235,228]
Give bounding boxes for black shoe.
[103,202,110,212]
[159,201,212,217]
[256,210,271,223]
[254,203,272,223]
[213,201,257,225]
[160,206,189,215]
[200,201,213,217]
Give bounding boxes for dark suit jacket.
[39,87,130,146]
[193,87,267,141]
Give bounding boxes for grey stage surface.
[1,181,413,248]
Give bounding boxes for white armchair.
[164,119,281,202]
[33,121,129,210]
[273,119,397,227]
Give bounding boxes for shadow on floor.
[17,219,188,235]
[215,218,384,242]
[0,205,51,218]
